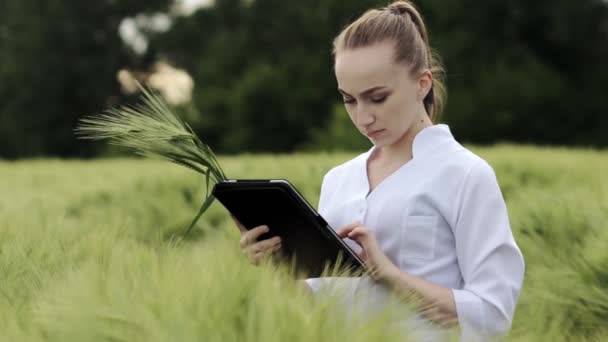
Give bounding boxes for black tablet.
[212,179,365,278]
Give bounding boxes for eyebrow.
[338,86,387,97]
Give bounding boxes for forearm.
[383,269,458,327]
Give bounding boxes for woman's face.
[334,40,431,147]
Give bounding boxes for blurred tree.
[419,0,608,146]
[152,0,608,152]
[0,0,171,158]
[1,0,607,158]
[151,0,379,153]
[305,103,372,152]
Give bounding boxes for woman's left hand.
[337,221,400,283]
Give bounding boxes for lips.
[366,129,385,137]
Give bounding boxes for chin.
[371,139,385,147]
[370,139,389,148]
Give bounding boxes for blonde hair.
[333,1,446,122]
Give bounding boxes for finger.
[347,228,373,254]
[347,226,370,242]
[254,242,282,260]
[250,236,281,254]
[337,228,351,238]
[243,236,279,265]
[271,243,282,254]
[337,221,362,237]
[250,225,271,240]
[245,243,268,265]
[239,225,269,249]
[252,244,281,264]
[339,227,367,251]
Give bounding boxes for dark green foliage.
[151,0,608,152]
[0,0,171,158]
[1,0,607,158]
[152,0,379,154]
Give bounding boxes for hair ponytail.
[387,1,429,44]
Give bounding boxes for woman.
[235,1,525,341]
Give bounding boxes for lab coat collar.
[364,124,453,161]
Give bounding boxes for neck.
[375,113,433,164]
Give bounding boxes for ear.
[417,69,433,101]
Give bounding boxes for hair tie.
[387,5,406,16]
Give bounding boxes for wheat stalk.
[75,83,226,235]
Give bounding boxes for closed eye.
[371,95,387,104]
[343,97,356,104]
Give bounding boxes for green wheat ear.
[75,82,227,236]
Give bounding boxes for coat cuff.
[452,289,486,341]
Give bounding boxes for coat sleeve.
[450,159,525,341]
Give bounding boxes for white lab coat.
[306,124,525,341]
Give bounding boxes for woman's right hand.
[232,216,282,265]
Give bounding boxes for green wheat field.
[1,145,607,341]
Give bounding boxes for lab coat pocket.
[401,215,438,261]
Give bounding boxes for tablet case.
[212,179,365,278]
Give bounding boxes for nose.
[354,103,375,127]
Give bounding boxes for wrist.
[380,263,402,287]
